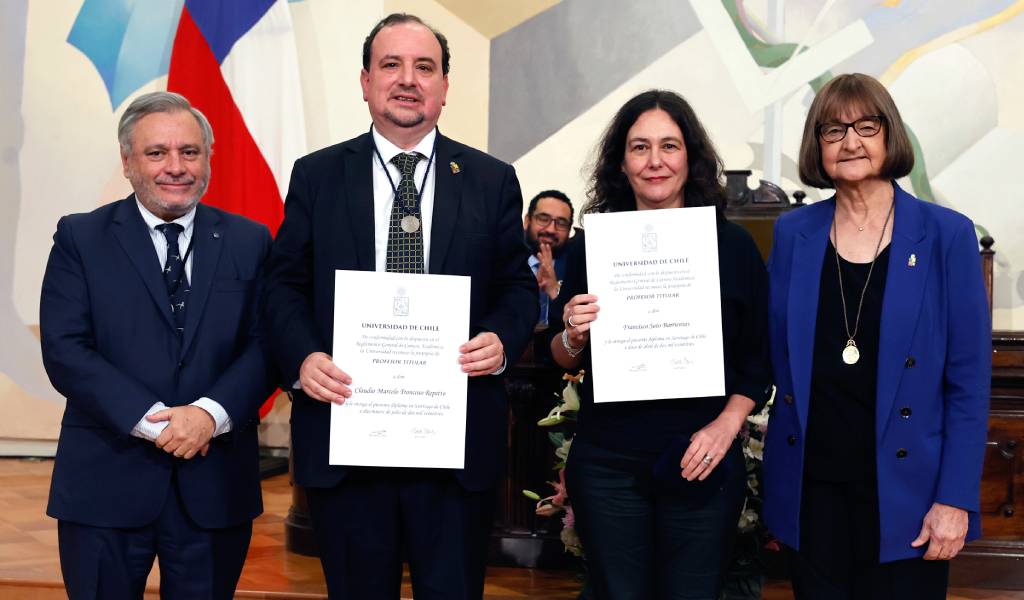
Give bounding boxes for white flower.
[743,437,764,461]
[555,437,573,461]
[737,507,760,531]
[746,409,769,429]
[561,381,581,412]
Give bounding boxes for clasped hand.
[147,405,214,460]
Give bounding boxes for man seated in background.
[523,189,574,328]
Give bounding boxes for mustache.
[391,85,422,100]
[155,176,197,185]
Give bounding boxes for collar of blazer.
[111,195,224,357]
[342,131,466,274]
[786,181,929,438]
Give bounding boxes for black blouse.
[550,216,772,454]
[804,241,890,482]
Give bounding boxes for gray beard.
[383,109,425,129]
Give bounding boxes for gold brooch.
[450,161,460,174]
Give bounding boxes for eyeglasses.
[530,212,572,232]
[817,115,884,143]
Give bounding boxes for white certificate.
[329,270,470,468]
[584,206,725,403]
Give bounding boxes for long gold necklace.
[833,199,894,365]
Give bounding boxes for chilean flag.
[168,0,306,236]
[169,0,307,415]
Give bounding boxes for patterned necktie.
[155,223,190,335]
[386,152,425,274]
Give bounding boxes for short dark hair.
[584,89,726,216]
[362,13,451,75]
[798,73,914,189]
[527,190,574,221]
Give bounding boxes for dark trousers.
[788,478,949,600]
[57,483,252,600]
[565,437,746,600]
[306,469,496,600]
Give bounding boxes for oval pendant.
[842,340,860,365]
[400,215,421,233]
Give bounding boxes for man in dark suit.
[40,91,274,599]
[262,13,537,600]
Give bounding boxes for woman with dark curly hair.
[548,89,772,599]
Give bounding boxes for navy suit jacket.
[763,182,991,562]
[263,132,538,491]
[41,197,275,529]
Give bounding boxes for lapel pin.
[907,253,916,267]
[212,231,220,239]
[450,161,460,174]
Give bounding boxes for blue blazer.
[262,132,538,492]
[41,197,275,529]
[763,182,991,562]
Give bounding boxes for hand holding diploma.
[562,293,600,348]
[300,351,353,404]
[459,332,504,376]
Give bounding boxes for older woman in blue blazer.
[763,73,991,599]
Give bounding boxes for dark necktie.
[155,223,190,335]
[386,152,425,274]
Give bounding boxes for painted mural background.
[2,0,1022,449]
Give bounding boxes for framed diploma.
[584,206,725,403]
[329,270,470,468]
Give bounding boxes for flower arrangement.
[522,370,584,557]
[721,389,780,599]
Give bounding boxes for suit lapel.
[344,133,376,271]
[180,203,222,357]
[429,135,463,274]
[788,200,833,434]
[876,184,929,440]
[111,196,176,330]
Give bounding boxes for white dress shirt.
[131,200,233,441]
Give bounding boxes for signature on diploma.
[369,430,388,438]
[671,358,694,370]
[628,363,647,373]
[411,427,436,439]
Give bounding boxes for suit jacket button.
[896,448,908,458]
[787,435,797,446]
[900,407,912,418]
[783,394,794,405]
[905,357,916,368]
[177,361,185,369]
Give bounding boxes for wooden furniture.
[951,235,1024,589]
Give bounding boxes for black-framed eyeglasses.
[817,115,884,143]
[530,212,572,231]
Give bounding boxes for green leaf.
[522,490,541,500]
